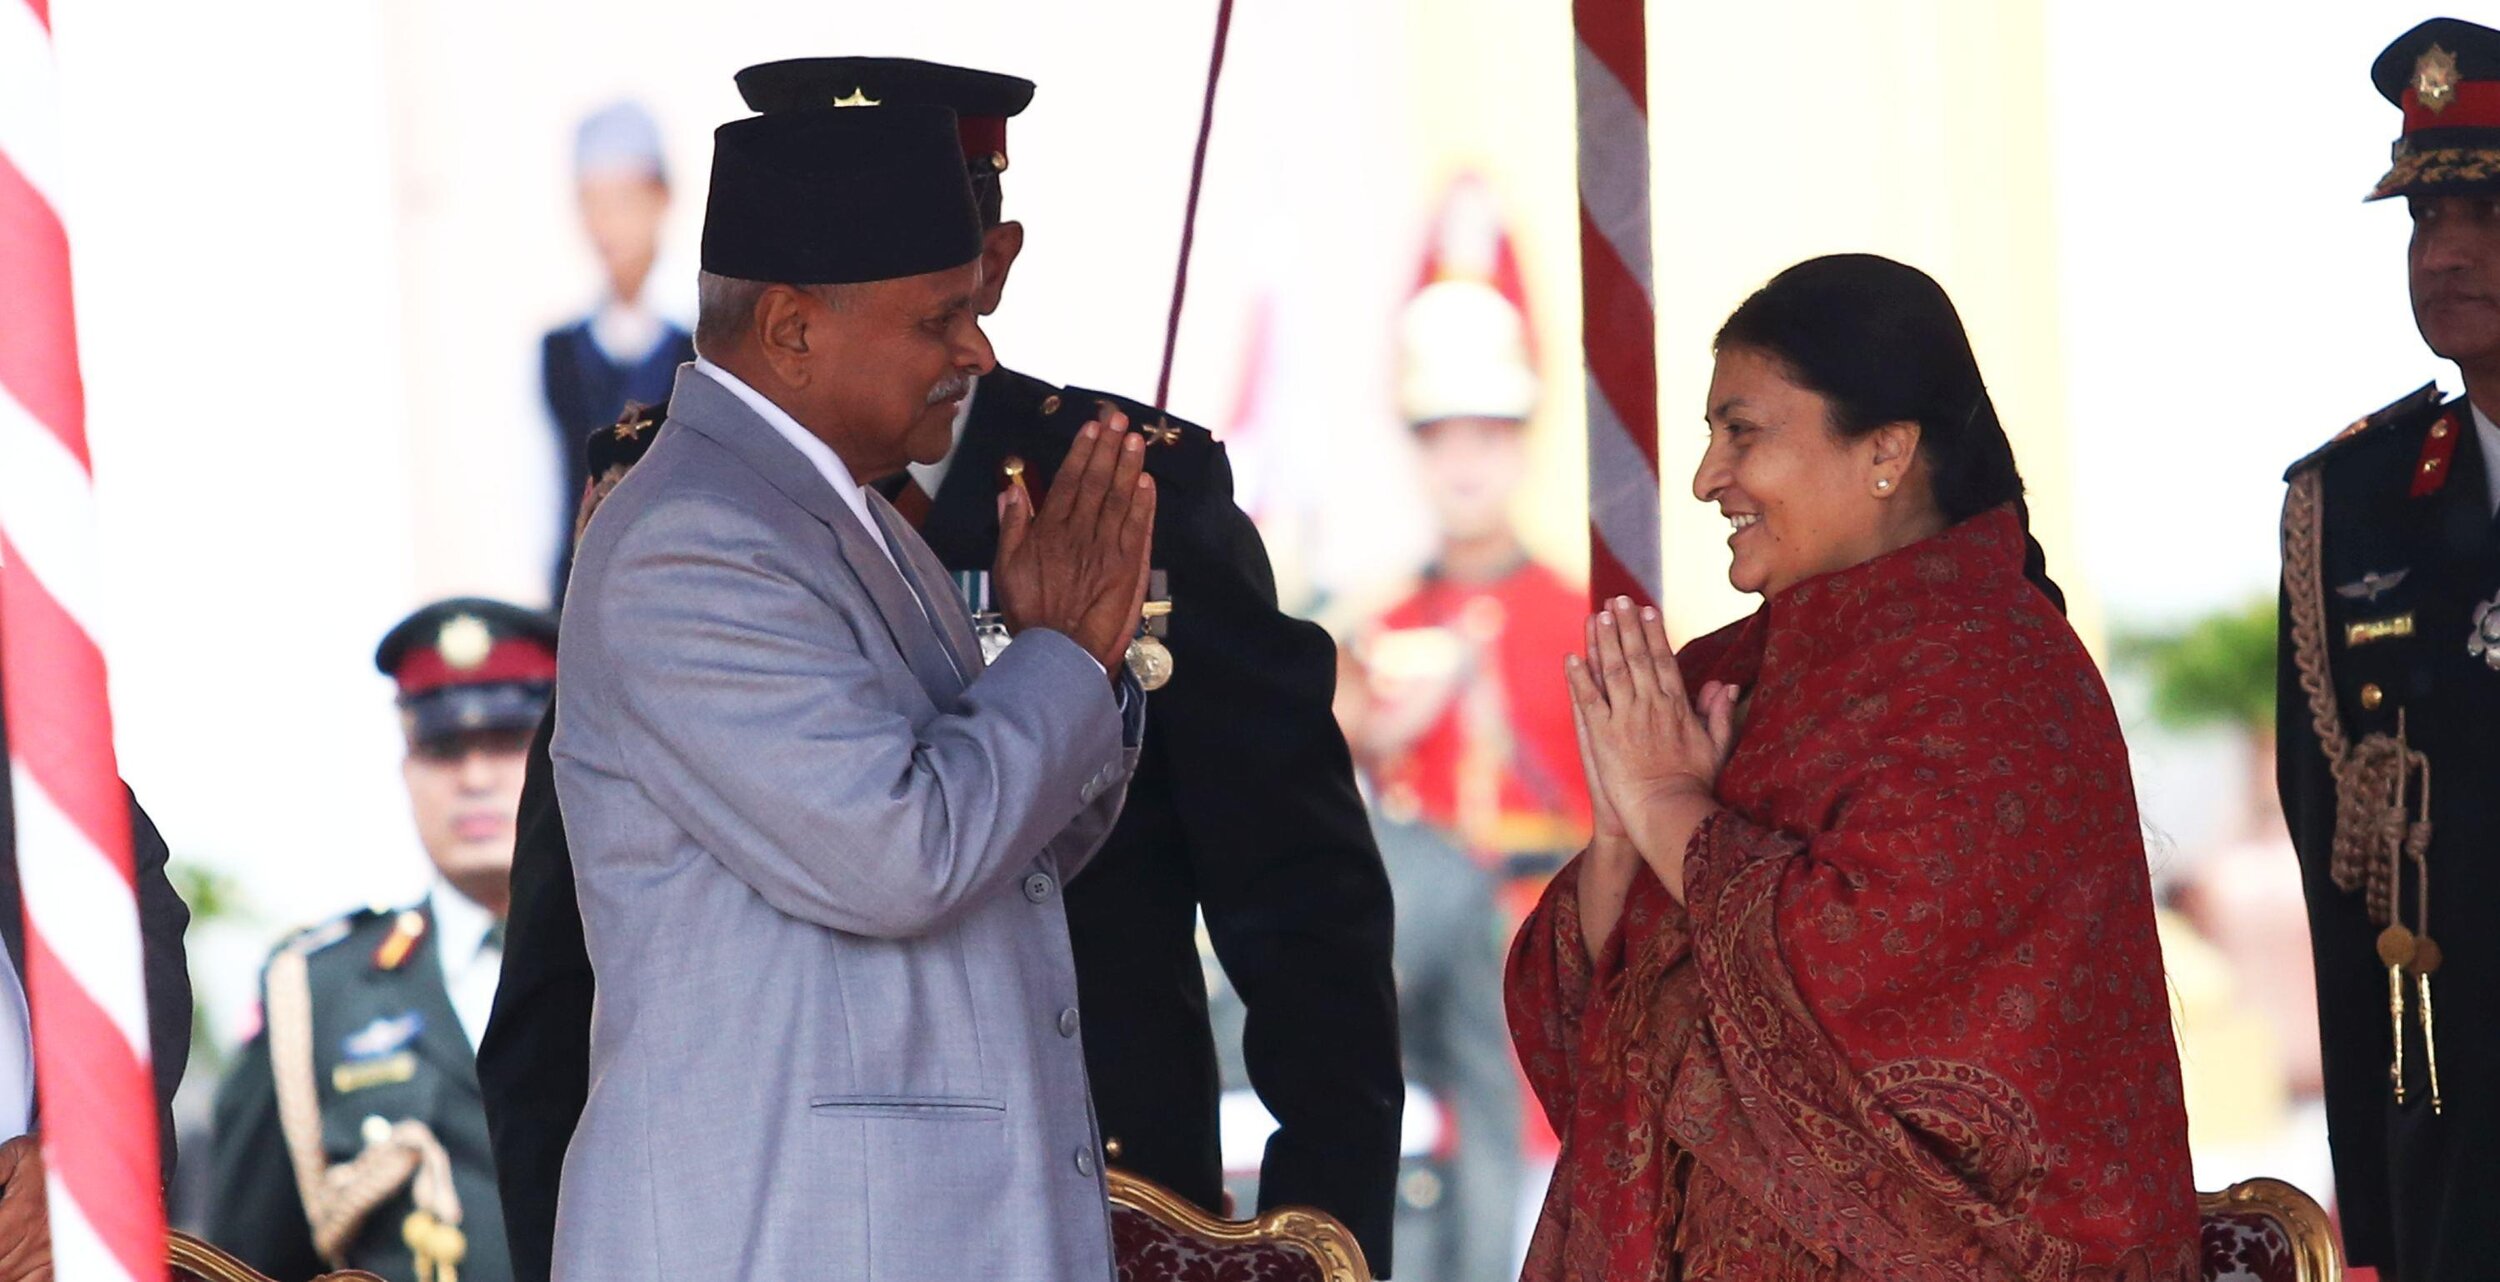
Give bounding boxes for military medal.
[1125,571,1174,691]
[2470,591,2500,669]
[954,571,1012,666]
[1125,635,1173,690]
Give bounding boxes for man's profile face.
[810,259,995,479]
[579,172,669,305]
[401,726,532,911]
[2408,194,2500,365]
[1413,415,1529,542]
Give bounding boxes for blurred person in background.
[477,403,658,1282]
[1338,642,1522,1281]
[1204,637,1524,1282]
[0,688,192,1280]
[540,101,694,605]
[1346,181,1588,903]
[207,598,549,1282]
[2279,18,2500,1280]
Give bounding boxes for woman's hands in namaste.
[1564,597,1735,901]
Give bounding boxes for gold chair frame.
[169,1230,384,1282]
[1108,1168,1371,1282]
[2197,1177,2342,1282]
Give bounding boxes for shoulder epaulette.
[1058,385,1215,449]
[2284,382,2446,480]
[275,906,383,959]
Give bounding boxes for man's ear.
[974,221,1025,317]
[754,285,818,385]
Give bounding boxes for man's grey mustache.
[927,377,973,406]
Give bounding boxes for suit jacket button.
[1041,394,1063,415]
[1057,1007,1079,1038]
[1024,873,1055,903]
[1075,1147,1096,1177]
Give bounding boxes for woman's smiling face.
[1693,345,1916,597]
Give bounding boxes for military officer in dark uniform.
[477,409,656,1282]
[2280,19,2500,1280]
[477,62,1403,1280]
[1208,808,1520,1282]
[208,599,552,1282]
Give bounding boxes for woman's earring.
[1875,477,1893,494]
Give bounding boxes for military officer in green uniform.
[2279,19,2500,1281]
[208,599,551,1282]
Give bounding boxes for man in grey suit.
[551,104,1154,1281]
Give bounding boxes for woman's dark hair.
[1712,253,2065,614]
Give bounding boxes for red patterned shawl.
[1505,507,2198,1281]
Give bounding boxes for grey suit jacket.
[550,366,1140,1282]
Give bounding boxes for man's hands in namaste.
[1565,597,1734,898]
[994,408,1156,682]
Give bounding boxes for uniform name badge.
[954,571,1013,665]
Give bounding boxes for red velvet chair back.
[2198,1178,2341,1282]
[1108,1169,1369,1282]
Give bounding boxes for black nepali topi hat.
[374,598,558,745]
[2370,17,2500,200]
[699,104,982,284]
[734,58,1034,177]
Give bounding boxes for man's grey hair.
[693,271,857,356]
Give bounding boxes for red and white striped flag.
[1573,0,1662,609]
[0,0,169,1278]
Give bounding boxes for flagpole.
[0,0,168,1275]
[1573,0,1662,609]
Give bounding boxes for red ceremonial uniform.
[1371,557,1591,866]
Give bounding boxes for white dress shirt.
[0,957,29,1138]
[2472,400,2500,518]
[429,881,504,1052]
[692,358,904,577]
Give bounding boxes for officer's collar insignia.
[2417,45,2462,114]
[830,87,881,108]
[436,615,493,670]
[2336,569,2412,603]
[373,909,428,970]
[2411,413,2462,498]
[342,1011,426,1062]
[2471,592,2500,670]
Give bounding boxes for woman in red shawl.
[1507,255,2198,1281]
